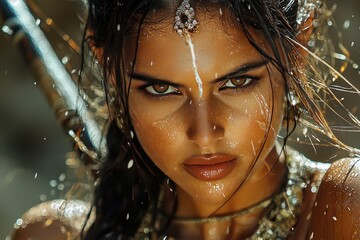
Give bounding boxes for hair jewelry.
[174,0,198,34]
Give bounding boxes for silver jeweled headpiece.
[296,0,322,25]
[174,0,198,34]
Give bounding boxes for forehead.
[123,11,266,80]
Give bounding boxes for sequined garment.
[15,199,94,237]
[15,149,330,239]
[247,148,330,239]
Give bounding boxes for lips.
[183,154,237,181]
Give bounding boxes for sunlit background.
[0,0,359,238]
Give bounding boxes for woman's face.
[125,14,285,204]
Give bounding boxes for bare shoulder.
[308,157,360,239]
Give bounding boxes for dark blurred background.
[0,0,359,238]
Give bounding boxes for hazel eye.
[144,83,180,95]
[221,77,253,89]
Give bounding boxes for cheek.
[129,97,186,171]
[226,85,284,155]
[225,99,269,153]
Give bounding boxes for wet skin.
[124,13,287,238]
[10,4,360,240]
[11,7,360,240]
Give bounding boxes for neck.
[163,147,287,239]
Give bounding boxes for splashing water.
[184,32,203,97]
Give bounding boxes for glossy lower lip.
[183,154,237,181]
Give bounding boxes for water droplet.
[308,39,315,47]
[351,41,355,47]
[40,194,47,201]
[302,127,308,136]
[35,19,41,26]
[130,131,134,139]
[117,24,121,31]
[43,137,47,141]
[352,63,359,69]
[2,25,13,35]
[57,183,64,191]
[219,8,223,16]
[34,173,38,179]
[343,20,351,29]
[61,56,69,64]
[49,180,57,187]
[333,216,337,221]
[59,173,66,182]
[127,159,134,169]
[34,81,37,85]
[45,18,53,25]
[126,213,130,220]
[16,218,23,226]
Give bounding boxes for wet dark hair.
[82,0,319,239]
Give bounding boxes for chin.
[181,180,240,205]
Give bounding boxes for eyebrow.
[129,73,184,88]
[210,60,268,83]
[129,60,268,85]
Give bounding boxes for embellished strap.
[14,199,94,238]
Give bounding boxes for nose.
[186,100,225,148]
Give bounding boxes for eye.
[220,76,254,90]
[144,83,180,95]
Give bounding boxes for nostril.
[187,123,224,148]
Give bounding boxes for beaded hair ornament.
[173,0,198,34]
